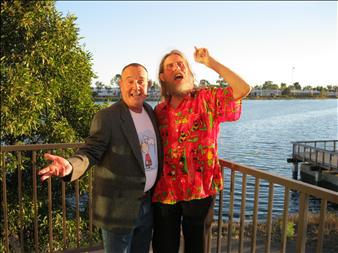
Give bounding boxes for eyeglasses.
[165,61,185,71]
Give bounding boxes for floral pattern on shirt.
[153,86,242,204]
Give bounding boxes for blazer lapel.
[119,102,145,173]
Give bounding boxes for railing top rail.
[0,143,84,152]
[220,159,338,204]
[2,143,337,202]
[292,143,338,154]
[291,140,337,144]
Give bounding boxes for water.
[217,99,337,218]
[110,99,338,219]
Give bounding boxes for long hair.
[158,50,195,100]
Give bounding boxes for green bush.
[1,0,103,250]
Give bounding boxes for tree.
[303,85,313,90]
[110,73,121,87]
[95,81,104,91]
[282,86,292,96]
[216,75,228,87]
[262,81,279,90]
[326,85,333,92]
[1,0,99,145]
[293,82,301,90]
[1,1,102,251]
[280,83,287,90]
[199,79,210,87]
[151,80,160,90]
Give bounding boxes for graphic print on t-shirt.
[140,133,156,171]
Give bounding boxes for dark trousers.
[152,196,215,253]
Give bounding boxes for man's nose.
[133,81,141,91]
[170,62,182,72]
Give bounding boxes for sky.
[56,1,338,87]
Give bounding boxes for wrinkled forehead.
[122,66,148,80]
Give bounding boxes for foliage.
[0,150,102,251]
[216,75,228,87]
[95,81,105,91]
[262,81,279,90]
[1,1,103,251]
[278,220,295,238]
[199,79,210,87]
[1,0,100,145]
[110,73,121,87]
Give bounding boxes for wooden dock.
[287,140,338,191]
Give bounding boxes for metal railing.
[291,140,338,170]
[0,143,101,253]
[1,143,338,253]
[215,160,338,253]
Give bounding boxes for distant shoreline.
[94,96,338,103]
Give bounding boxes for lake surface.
[147,99,338,219]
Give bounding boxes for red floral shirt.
[153,86,242,204]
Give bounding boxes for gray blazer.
[66,100,163,233]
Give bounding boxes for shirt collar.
[162,89,198,110]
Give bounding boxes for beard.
[163,80,194,97]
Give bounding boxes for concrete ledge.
[300,163,338,191]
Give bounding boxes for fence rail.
[1,143,338,253]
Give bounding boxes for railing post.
[296,192,309,253]
[48,176,54,252]
[89,167,94,247]
[239,173,247,253]
[280,187,290,253]
[2,152,10,252]
[227,170,235,253]
[250,178,260,253]
[265,182,274,253]
[61,149,67,250]
[216,168,224,253]
[32,151,39,252]
[75,180,80,248]
[17,151,24,252]
[316,199,327,253]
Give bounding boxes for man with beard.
[39,63,162,253]
[152,47,251,253]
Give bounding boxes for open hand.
[194,46,210,66]
[38,153,72,181]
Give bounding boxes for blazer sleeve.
[66,108,112,181]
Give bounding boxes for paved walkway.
[88,238,337,253]
[89,240,294,253]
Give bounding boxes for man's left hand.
[194,47,210,66]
